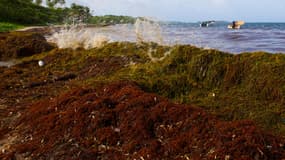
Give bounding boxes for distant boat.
[200,21,215,27]
[228,21,245,29]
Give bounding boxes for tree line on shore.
[0,0,135,26]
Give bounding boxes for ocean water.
[48,21,285,54]
[161,22,285,53]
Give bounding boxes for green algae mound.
[81,43,285,134]
[1,41,285,135]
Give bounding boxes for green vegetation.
[66,3,91,23]
[0,0,60,25]
[89,15,136,25]
[0,0,91,25]
[0,0,134,27]
[0,22,24,32]
[33,0,65,8]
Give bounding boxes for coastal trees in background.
[46,0,65,8]
[0,0,56,25]
[0,0,85,25]
[89,15,136,25]
[33,0,65,8]
[0,0,135,26]
[66,3,91,24]
[34,0,43,5]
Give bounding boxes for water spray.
[134,17,164,45]
[147,48,171,62]
[134,17,173,62]
[46,16,172,62]
[46,24,110,50]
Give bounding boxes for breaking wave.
[46,25,110,49]
[47,18,165,50]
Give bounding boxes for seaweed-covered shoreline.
[1,81,285,159]
[0,30,285,159]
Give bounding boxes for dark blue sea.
[161,22,285,53]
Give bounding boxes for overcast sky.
[65,0,285,22]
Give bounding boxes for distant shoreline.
[15,24,116,33]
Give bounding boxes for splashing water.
[47,25,110,50]
[46,17,171,62]
[134,17,171,62]
[134,17,164,45]
[47,17,166,50]
[147,48,171,62]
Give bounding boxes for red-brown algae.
[0,82,284,159]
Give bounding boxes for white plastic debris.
[114,128,120,133]
[38,60,45,67]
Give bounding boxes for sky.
[65,0,285,22]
